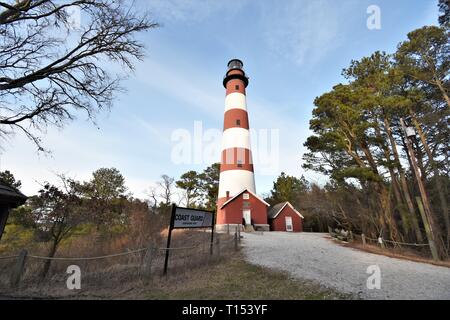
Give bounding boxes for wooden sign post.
[163,204,215,275]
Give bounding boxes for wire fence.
[0,231,239,293]
[328,226,431,249]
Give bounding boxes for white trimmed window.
[243,193,250,200]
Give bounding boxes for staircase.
[244,224,255,232]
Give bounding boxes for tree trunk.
[435,79,450,108]
[41,239,59,279]
[383,117,423,242]
[374,120,409,239]
[410,112,450,248]
[401,118,446,260]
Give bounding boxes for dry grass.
[143,254,351,300]
[0,230,350,300]
[0,230,238,299]
[0,253,350,300]
[337,238,450,268]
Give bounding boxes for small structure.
[217,188,270,232]
[0,183,27,240]
[268,201,304,232]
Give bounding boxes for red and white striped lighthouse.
[216,59,270,232]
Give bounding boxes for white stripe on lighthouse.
[218,170,256,198]
[225,92,247,112]
[221,128,251,151]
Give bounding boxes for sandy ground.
[242,232,450,300]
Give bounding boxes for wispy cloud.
[260,0,356,67]
[136,59,223,120]
[145,0,247,23]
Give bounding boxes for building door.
[243,210,251,225]
[285,216,293,232]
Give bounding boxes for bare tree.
[146,186,159,214]
[0,0,158,150]
[158,174,174,206]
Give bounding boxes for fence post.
[141,242,154,283]
[378,237,385,249]
[234,231,238,251]
[328,226,333,236]
[361,234,366,246]
[349,231,353,242]
[237,225,241,243]
[10,249,27,288]
[227,224,230,235]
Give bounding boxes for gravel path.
[242,232,450,300]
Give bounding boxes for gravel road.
[242,232,450,300]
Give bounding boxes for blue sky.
[1,0,440,200]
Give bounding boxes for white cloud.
[146,0,247,23]
[260,0,356,67]
[136,59,223,120]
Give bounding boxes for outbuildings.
[217,188,270,232]
[0,183,27,241]
[268,201,304,232]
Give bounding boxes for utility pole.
[400,118,440,261]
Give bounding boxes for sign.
[163,205,216,275]
[173,207,214,229]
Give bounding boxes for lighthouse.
[216,59,270,232]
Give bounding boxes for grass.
[1,228,351,300]
[144,254,351,300]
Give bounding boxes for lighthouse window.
[235,85,240,90]
[236,119,241,126]
[237,160,243,168]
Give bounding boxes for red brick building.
[218,189,270,231]
[268,202,304,232]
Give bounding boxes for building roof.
[0,183,27,207]
[220,189,270,209]
[268,201,304,219]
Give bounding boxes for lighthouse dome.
[227,59,244,70]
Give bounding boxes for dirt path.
[242,232,450,300]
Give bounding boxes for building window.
[235,85,240,90]
[243,193,249,200]
[237,160,243,168]
[236,119,241,126]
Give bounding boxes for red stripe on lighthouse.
[225,78,246,95]
[223,109,249,130]
[220,148,254,172]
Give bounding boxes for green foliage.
[302,6,450,248]
[266,172,308,206]
[85,168,127,201]
[77,168,128,227]
[0,224,34,253]
[396,26,449,89]
[0,170,22,189]
[198,163,220,210]
[439,0,450,27]
[176,170,201,208]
